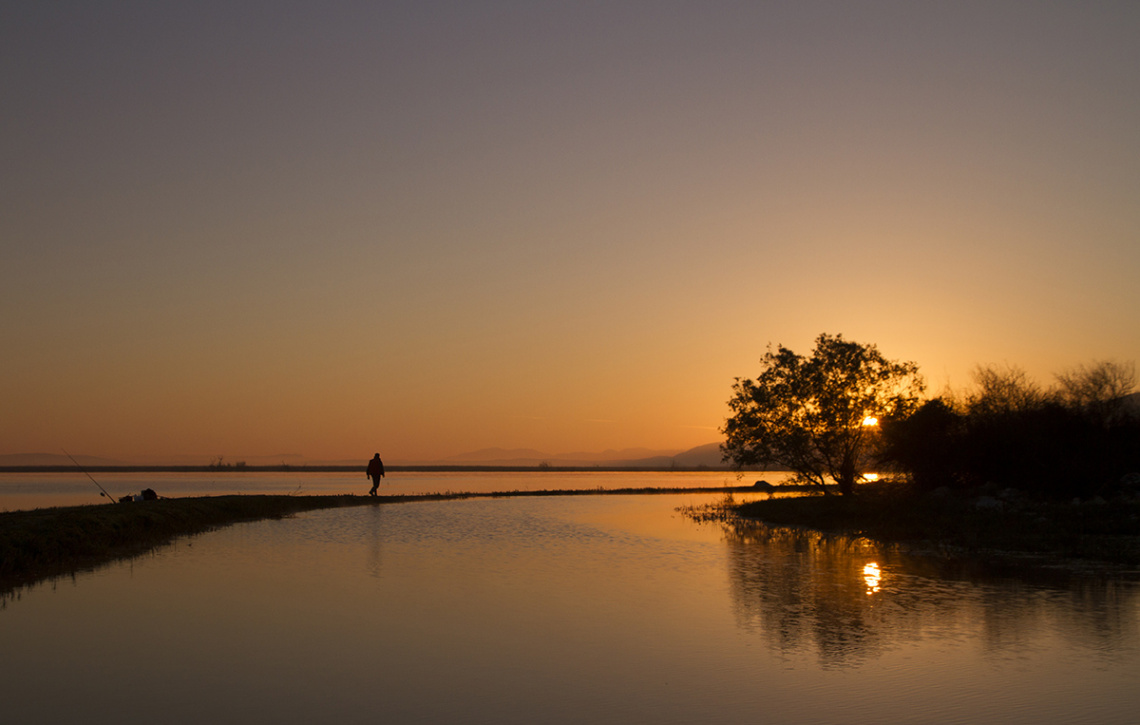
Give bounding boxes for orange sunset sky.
[3,3,1139,463]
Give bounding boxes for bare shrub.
[1055,360,1137,425]
[965,364,1049,416]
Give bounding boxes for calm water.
[2,473,1139,724]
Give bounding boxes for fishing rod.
[62,449,118,503]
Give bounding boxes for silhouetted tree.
[1055,360,1136,427]
[881,361,1140,499]
[722,333,924,496]
[965,364,1048,416]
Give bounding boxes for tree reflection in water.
[720,519,1140,669]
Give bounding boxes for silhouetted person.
[367,453,385,495]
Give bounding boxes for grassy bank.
[704,486,1140,566]
[0,494,426,595]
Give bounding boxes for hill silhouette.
[1,443,730,469]
[438,443,725,468]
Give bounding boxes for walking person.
[366,453,385,496]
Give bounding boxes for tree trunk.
[838,456,856,496]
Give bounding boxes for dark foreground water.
[2,475,1138,724]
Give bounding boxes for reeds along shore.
[700,484,1140,567]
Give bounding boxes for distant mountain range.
[430,442,727,468]
[0,443,729,469]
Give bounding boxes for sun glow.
[861,416,879,426]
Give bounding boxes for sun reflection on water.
[863,562,882,595]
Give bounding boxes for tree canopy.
[722,333,924,495]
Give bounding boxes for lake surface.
[2,473,1139,724]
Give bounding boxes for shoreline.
[0,487,757,596]
[13,483,1138,600]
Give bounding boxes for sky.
[2,1,1138,463]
